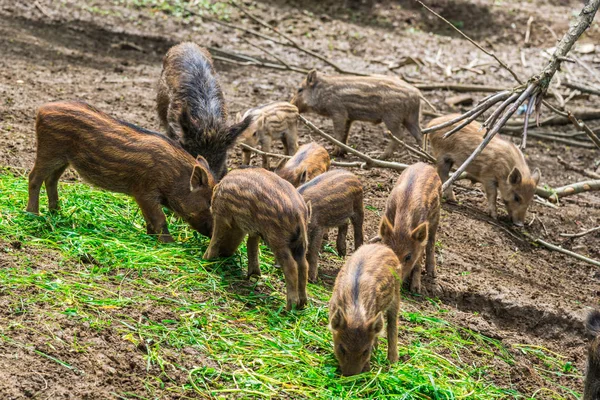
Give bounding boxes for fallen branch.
[560,226,600,238]
[535,180,600,202]
[500,129,595,148]
[239,143,365,168]
[385,131,436,163]
[567,112,600,150]
[563,81,600,96]
[533,238,600,267]
[557,156,600,179]
[413,83,504,93]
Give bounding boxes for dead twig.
[524,16,534,46]
[413,83,504,93]
[563,81,600,96]
[385,131,436,163]
[533,238,600,267]
[557,156,600,179]
[560,226,600,238]
[567,112,600,149]
[34,1,52,18]
[500,129,595,148]
[535,179,600,202]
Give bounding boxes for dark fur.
[157,42,252,179]
[298,170,364,282]
[329,244,401,376]
[27,101,216,242]
[585,310,600,400]
[203,168,310,310]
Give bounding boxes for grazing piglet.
[291,70,422,158]
[26,101,215,242]
[427,114,541,227]
[203,168,310,310]
[156,42,252,179]
[329,243,401,376]
[236,101,299,168]
[378,162,441,294]
[276,142,331,187]
[584,310,600,400]
[297,170,364,282]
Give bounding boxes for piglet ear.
[190,156,212,190]
[508,167,523,186]
[410,222,428,244]
[531,168,541,185]
[307,69,318,85]
[378,216,394,240]
[305,200,313,224]
[275,157,288,171]
[330,308,347,331]
[368,312,384,334]
[299,168,309,185]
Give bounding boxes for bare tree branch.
[535,179,600,202]
[533,238,600,267]
[567,112,600,149]
[564,81,600,96]
[560,226,600,238]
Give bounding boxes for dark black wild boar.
[156,42,252,179]
[203,167,310,310]
[585,310,600,400]
[291,70,423,159]
[26,101,216,242]
[329,243,401,376]
[297,170,364,282]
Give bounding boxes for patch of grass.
[0,170,570,398]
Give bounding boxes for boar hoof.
[246,271,261,281]
[159,234,175,243]
[331,148,346,158]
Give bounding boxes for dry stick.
[567,112,600,150]
[229,0,366,76]
[521,92,536,150]
[240,37,294,70]
[384,132,437,163]
[417,1,522,84]
[563,81,600,96]
[572,54,600,85]
[535,179,600,202]
[442,84,536,192]
[533,238,600,267]
[500,129,595,148]
[557,156,600,179]
[524,16,534,45]
[211,54,309,74]
[34,1,52,18]
[239,143,364,168]
[483,92,520,131]
[414,83,504,93]
[442,107,489,138]
[560,226,600,238]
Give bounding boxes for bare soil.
[1,0,599,398]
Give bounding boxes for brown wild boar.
[236,101,299,169]
[290,70,422,159]
[584,310,600,400]
[203,167,310,310]
[156,42,252,179]
[26,101,216,242]
[378,162,441,294]
[329,243,401,376]
[297,170,364,282]
[276,142,331,187]
[427,114,541,227]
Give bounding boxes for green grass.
[0,169,577,398]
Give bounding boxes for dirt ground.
[1,0,599,398]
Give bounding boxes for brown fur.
[585,310,600,400]
[298,170,364,282]
[156,42,251,179]
[236,102,299,169]
[290,70,422,158]
[427,114,541,226]
[329,243,401,376]
[378,162,441,293]
[203,167,310,310]
[27,101,216,242]
[276,142,331,187]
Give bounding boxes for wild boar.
[276,142,331,187]
[377,162,441,294]
[290,70,422,159]
[297,170,364,282]
[236,101,299,169]
[329,243,401,376]
[156,42,252,179]
[584,310,600,400]
[203,167,310,310]
[427,114,541,227]
[26,101,215,242]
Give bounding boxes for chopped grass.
[0,170,577,398]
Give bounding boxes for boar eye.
[297,87,303,93]
[362,349,370,357]
[253,131,258,137]
[339,345,346,356]
[513,194,521,203]
[404,254,412,262]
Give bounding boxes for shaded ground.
[0,0,599,398]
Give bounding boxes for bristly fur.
[584,310,600,400]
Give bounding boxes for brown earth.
[0,0,599,398]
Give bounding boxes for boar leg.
[283,124,299,156]
[204,220,246,259]
[45,165,68,211]
[386,300,399,363]
[425,212,439,278]
[331,117,352,157]
[404,113,423,147]
[409,264,422,294]
[136,195,174,243]
[273,248,302,310]
[336,224,348,258]
[260,136,272,169]
[242,148,252,165]
[436,157,457,202]
[351,198,365,251]
[295,254,309,309]
[246,234,262,278]
[307,226,324,282]
[381,124,401,160]
[26,165,46,214]
[483,181,498,219]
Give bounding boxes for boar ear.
[531,168,541,185]
[368,312,384,334]
[378,216,394,239]
[190,157,211,190]
[299,168,309,185]
[507,167,523,186]
[369,235,382,244]
[235,111,242,124]
[305,200,313,224]
[275,157,288,171]
[410,222,428,244]
[223,115,253,147]
[330,308,347,331]
[307,69,318,85]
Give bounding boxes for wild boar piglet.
[297,169,364,282]
[427,114,541,227]
[291,70,423,159]
[378,162,441,294]
[584,310,600,400]
[276,142,331,187]
[157,42,252,179]
[236,101,299,169]
[203,167,310,310]
[27,101,215,242]
[329,243,401,376]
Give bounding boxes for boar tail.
[587,310,600,337]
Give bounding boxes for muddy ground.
[0,0,599,398]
